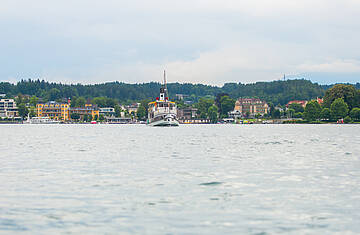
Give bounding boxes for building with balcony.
[99,107,115,117]
[234,98,269,117]
[177,107,198,120]
[0,99,18,118]
[125,103,140,115]
[69,104,99,120]
[36,101,70,121]
[175,94,189,100]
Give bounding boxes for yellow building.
[69,103,99,120]
[36,101,70,121]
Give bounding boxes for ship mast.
[164,70,168,99]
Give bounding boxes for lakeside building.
[105,116,132,124]
[177,107,198,120]
[99,107,115,117]
[175,94,189,100]
[228,110,242,119]
[233,98,269,117]
[36,101,70,121]
[0,99,19,118]
[316,97,323,105]
[125,103,140,115]
[286,100,308,108]
[69,103,99,119]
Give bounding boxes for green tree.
[92,97,107,107]
[29,106,36,118]
[17,103,29,118]
[219,95,235,118]
[287,108,295,118]
[77,97,86,107]
[195,98,214,118]
[1,78,328,105]
[323,84,358,110]
[304,100,321,121]
[99,114,105,122]
[208,105,218,123]
[105,98,117,107]
[293,112,303,118]
[136,105,146,120]
[344,116,352,123]
[320,108,331,120]
[83,114,89,122]
[114,104,122,117]
[48,88,61,101]
[197,111,206,119]
[349,108,360,121]
[15,95,24,105]
[271,109,281,119]
[289,103,304,113]
[71,113,80,121]
[175,100,188,109]
[215,93,229,113]
[94,114,99,120]
[70,97,78,107]
[29,96,38,107]
[330,98,349,120]
[268,102,275,117]
[140,99,151,118]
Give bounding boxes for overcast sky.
[1,0,359,85]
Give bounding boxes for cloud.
[297,60,360,73]
[1,0,360,84]
[84,43,309,85]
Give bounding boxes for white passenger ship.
[147,71,179,127]
[27,117,60,124]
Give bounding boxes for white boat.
[28,117,61,124]
[147,71,179,127]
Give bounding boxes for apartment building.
[0,99,19,118]
[36,101,70,121]
[233,98,269,116]
[69,103,99,119]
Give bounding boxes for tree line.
[302,84,360,123]
[2,79,359,123]
[1,78,332,105]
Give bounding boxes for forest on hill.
[0,79,358,105]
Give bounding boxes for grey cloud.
[0,0,359,84]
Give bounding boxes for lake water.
[0,124,359,234]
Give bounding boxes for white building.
[99,107,115,117]
[125,103,140,115]
[0,99,18,118]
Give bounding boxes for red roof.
[286,100,307,107]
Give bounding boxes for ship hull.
[147,119,179,127]
[147,114,179,127]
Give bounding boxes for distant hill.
[0,79,357,105]
[321,83,360,90]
